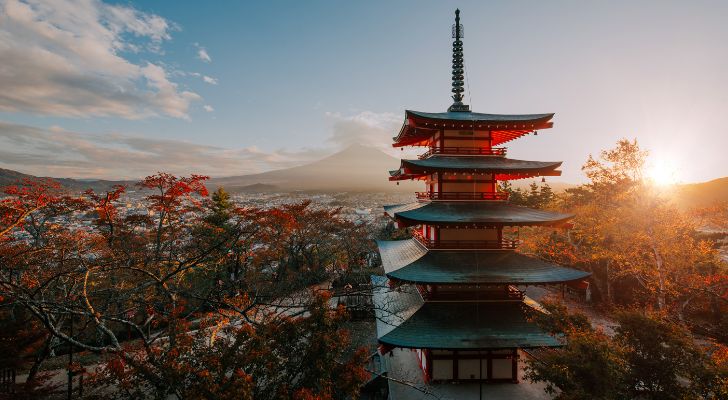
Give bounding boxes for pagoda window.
[427,350,517,382]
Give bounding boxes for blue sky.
[1,0,727,183]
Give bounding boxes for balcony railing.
[413,231,518,250]
[419,146,507,159]
[416,191,509,201]
[426,286,525,301]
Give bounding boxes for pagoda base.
[418,348,519,383]
[384,347,554,399]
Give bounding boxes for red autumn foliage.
[0,175,372,399]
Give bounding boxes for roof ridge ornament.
[448,9,470,113]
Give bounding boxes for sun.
[645,158,679,186]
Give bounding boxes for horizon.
[1,1,728,184]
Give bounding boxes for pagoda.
[372,9,590,384]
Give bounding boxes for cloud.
[0,0,200,119]
[196,45,211,63]
[203,105,214,112]
[202,75,218,85]
[0,120,327,179]
[325,111,401,150]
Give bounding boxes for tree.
[91,293,368,400]
[0,174,372,397]
[524,139,726,317]
[525,302,629,400]
[526,302,728,400]
[615,311,726,399]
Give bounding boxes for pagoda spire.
[448,9,470,112]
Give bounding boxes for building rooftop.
[382,301,560,349]
[407,110,554,123]
[384,201,574,227]
[378,239,591,284]
[393,110,555,147]
[389,156,562,180]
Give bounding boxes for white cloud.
[202,75,218,85]
[0,120,327,179]
[325,111,401,150]
[196,45,211,63]
[203,105,214,112]
[0,0,200,119]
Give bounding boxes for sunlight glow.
[646,157,679,186]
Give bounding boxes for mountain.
[3,146,728,204]
[672,177,728,209]
[209,144,414,192]
[0,168,129,192]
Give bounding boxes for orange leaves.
[139,172,209,213]
[85,184,126,224]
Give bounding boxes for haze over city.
[1,0,727,183]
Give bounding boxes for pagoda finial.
[448,9,470,112]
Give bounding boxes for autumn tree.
[0,174,372,398]
[523,139,726,318]
[92,292,367,400]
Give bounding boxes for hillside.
[0,168,129,193]
[209,144,415,193]
[671,177,728,209]
[3,149,727,205]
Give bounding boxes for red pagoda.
[373,9,590,384]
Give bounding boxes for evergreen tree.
[207,186,233,227]
[528,182,541,208]
[539,183,555,207]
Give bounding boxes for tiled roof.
[383,202,574,226]
[378,300,561,349]
[371,275,423,339]
[377,239,590,284]
[390,157,562,177]
[407,110,554,122]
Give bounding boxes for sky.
[0,0,727,183]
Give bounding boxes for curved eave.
[383,202,574,227]
[377,301,561,350]
[388,157,563,181]
[377,239,591,285]
[393,110,555,147]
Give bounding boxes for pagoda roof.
[379,301,561,349]
[371,276,560,349]
[383,201,574,227]
[389,156,562,181]
[407,110,554,123]
[377,239,590,285]
[393,110,554,147]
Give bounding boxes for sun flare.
[646,158,679,186]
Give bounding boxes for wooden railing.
[416,191,509,201]
[413,231,518,250]
[426,286,525,301]
[419,146,507,159]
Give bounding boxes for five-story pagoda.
[373,9,590,384]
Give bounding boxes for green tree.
[616,311,726,399]
[499,181,526,206]
[207,186,233,227]
[539,183,555,207]
[525,302,629,400]
[526,302,728,400]
[527,182,541,208]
